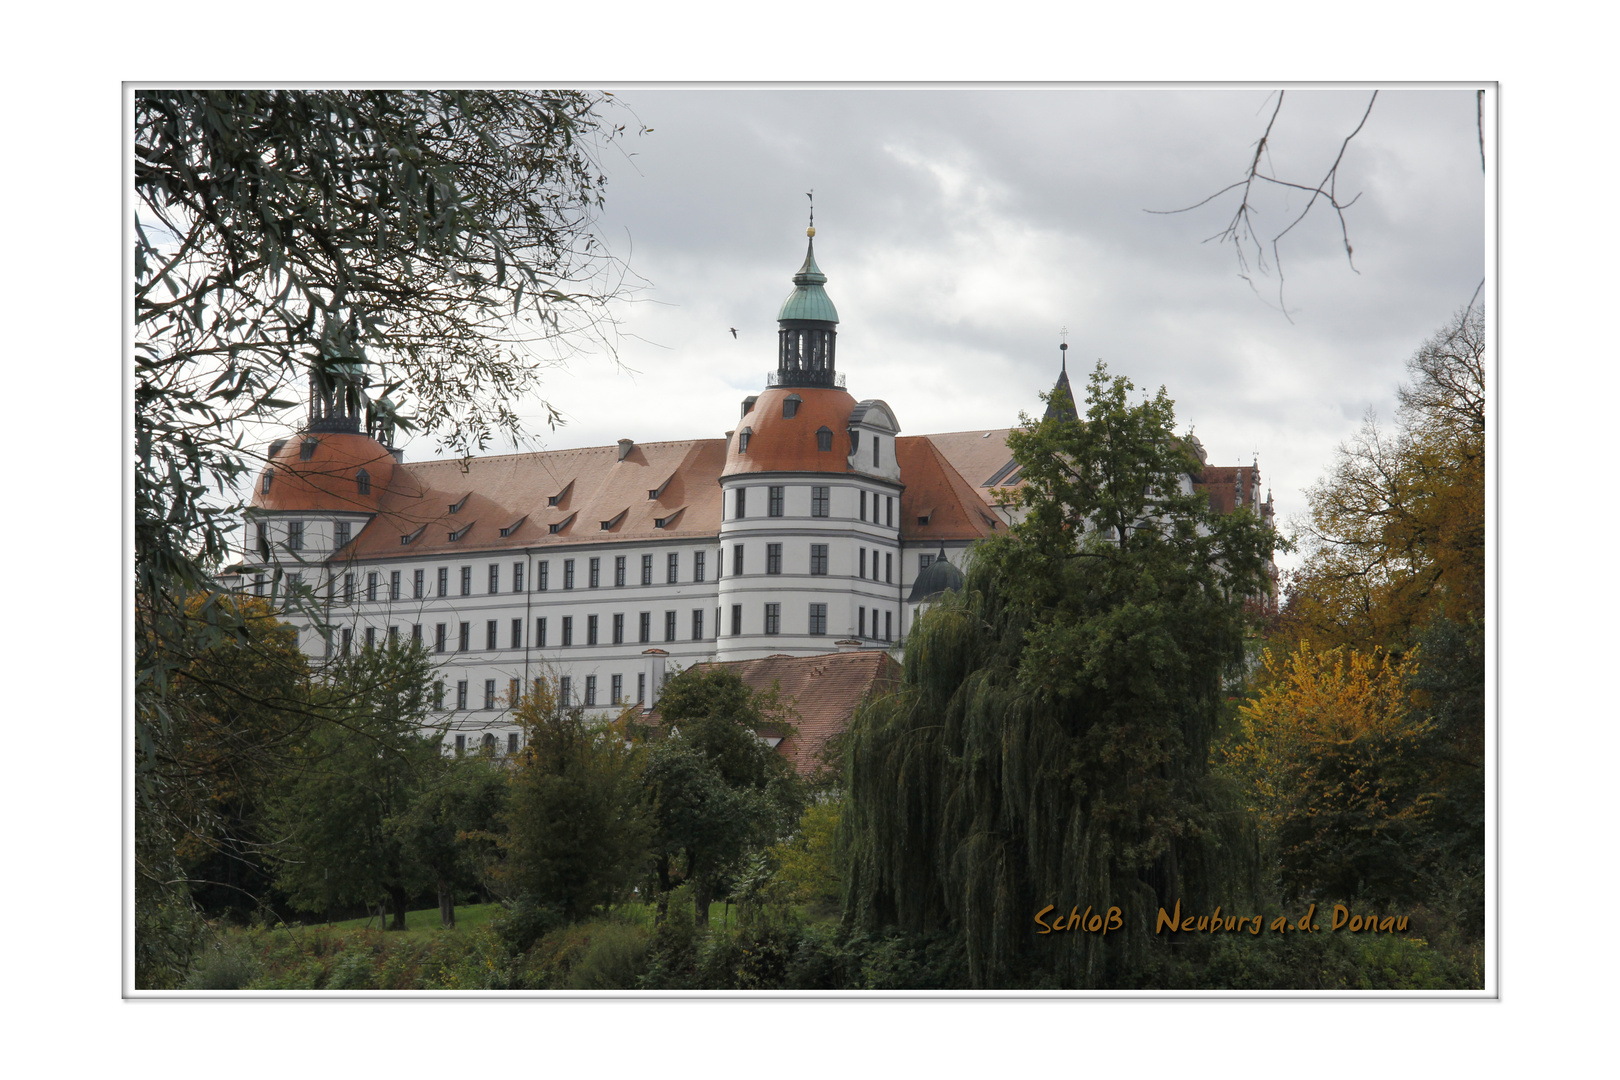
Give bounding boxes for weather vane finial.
[806,189,815,237]
[1059,326,1069,372]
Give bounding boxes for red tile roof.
[721,386,859,477]
[665,650,902,775]
[895,436,1003,542]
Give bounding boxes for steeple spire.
[774,209,842,389]
[1044,335,1077,422]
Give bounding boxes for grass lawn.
[281,898,764,940]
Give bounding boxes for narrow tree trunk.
[389,885,409,931]
[655,855,671,924]
[438,879,455,928]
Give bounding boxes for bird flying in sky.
[729,328,738,338]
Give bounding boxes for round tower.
[716,222,905,659]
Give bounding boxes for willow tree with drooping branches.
[843,362,1282,988]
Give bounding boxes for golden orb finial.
[807,226,816,237]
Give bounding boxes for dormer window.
[816,426,833,452]
[599,510,627,531]
[547,482,573,508]
[849,429,860,454]
[356,469,371,496]
[783,394,801,419]
[738,427,752,453]
[498,517,527,538]
[300,437,318,461]
[448,523,471,542]
[401,525,425,545]
[261,470,273,494]
[448,494,467,514]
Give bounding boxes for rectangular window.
[887,496,894,527]
[456,680,468,710]
[859,549,867,579]
[764,603,780,635]
[694,550,706,582]
[390,571,401,601]
[253,573,266,597]
[874,437,881,467]
[460,566,472,596]
[486,620,498,650]
[613,613,625,644]
[433,681,445,710]
[767,543,783,575]
[513,563,524,592]
[341,628,353,656]
[768,485,784,517]
[488,564,500,594]
[615,556,626,587]
[860,490,867,521]
[563,559,575,589]
[484,679,496,710]
[287,520,304,551]
[665,610,677,642]
[435,624,446,652]
[508,732,519,754]
[365,626,376,650]
[367,572,379,601]
[560,677,572,707]
[733,545,744,575]
[533,615,548,648]
[411,623,422,644]
[611,673,623,706]
[413,569,424,599]
[637,672,646,705]
[730,604,742,636]
[588,614,599,646]
[562,616,573,647]
[692,609,704,641]
[886,552,893,584]
[334,521,351,548]
[589,557,601,588]
[885,610,893,641]
[344,573,356,604]
[859,608,867,638]
[812,486,830,517]
[810,544,828,575]
[455,734,465,755]
[667,552,679,584]
[585,675,597,707]
[538,561,550,591]
[438,567,450,597]
[254,521,267,555]
[459,622,470,651]
[809,603,827,635]
[641,554,653,585]
[639,612,651,643]
[735,487,747,519]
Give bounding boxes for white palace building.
[235,226,1273,755]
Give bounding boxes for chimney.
[617,438,634,461]
[642,648,669,708]
[741,396,758,417]
[834,638,863,653]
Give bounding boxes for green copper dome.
[777,238,840,324]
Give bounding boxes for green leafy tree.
[843,362,1280,987]
[267,640,446,929]
[133,88,631,977]
[646,669,803,928]
[496,681,647,923]
[390,753,510,928]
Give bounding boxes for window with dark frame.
[887,496,894,527]
[414,569,424,599]
[412,623,422,644]
[733,544,744,575]
[460,566,472,596]
[812,486,829,517]
[859,549,866,579]
[357,469,371,495]
[859,608,866,638]
[816,426,832,452]
[764,603,780,635]
[589,557,601,588]
[613,613,625,644]
[287,520,304,551]
[538,561,549,590]
[488,564,500,594]
[435,624,446,652]
[886,552,893,583]
[860,491,866,521]
[885,610,893,641]
[513,562,523,592]
[484,680,496,710]
[564,559,575,589]
[639,612,651,643]
[486,620,497,649]
[585,675,597,707]
[438,567,450,596]
[459,622,470,651]
[730,604,742,636]
[768,486,784,517]
[694,551,706,582]
[536,617,547,647]
[344,573,356,603]
[809,603,827,635]
[341,628,353,656]
[367,572,379,601]
[508,732,519,754]
[810,544,828,575]
[365,626,376,650]
[920,553,933,572]
[587,614,599,645]
[611,673,623,705]
[735,487,747,518]
[334,521,351,548]
[560,677,571,706]
[766,543,782,574]
[390,571,401,601]
[667,552,679,584]
[615,555,626,586]
[456,680,468,710]
[665,610,676,642]
[692,609,704,640]
[641,554,653,585]
[562,616,573,647]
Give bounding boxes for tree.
[133,90,630,971]
[496,680,646,923]
[390,753,510,928]
[1280,307,1484,658]
[1226,643,1438,909]
[266,640,446,929]
[843,362,1280,987]
[645,669,802,928]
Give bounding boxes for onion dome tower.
[772,209,842,390]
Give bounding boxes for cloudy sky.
[396,85,1485,569]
